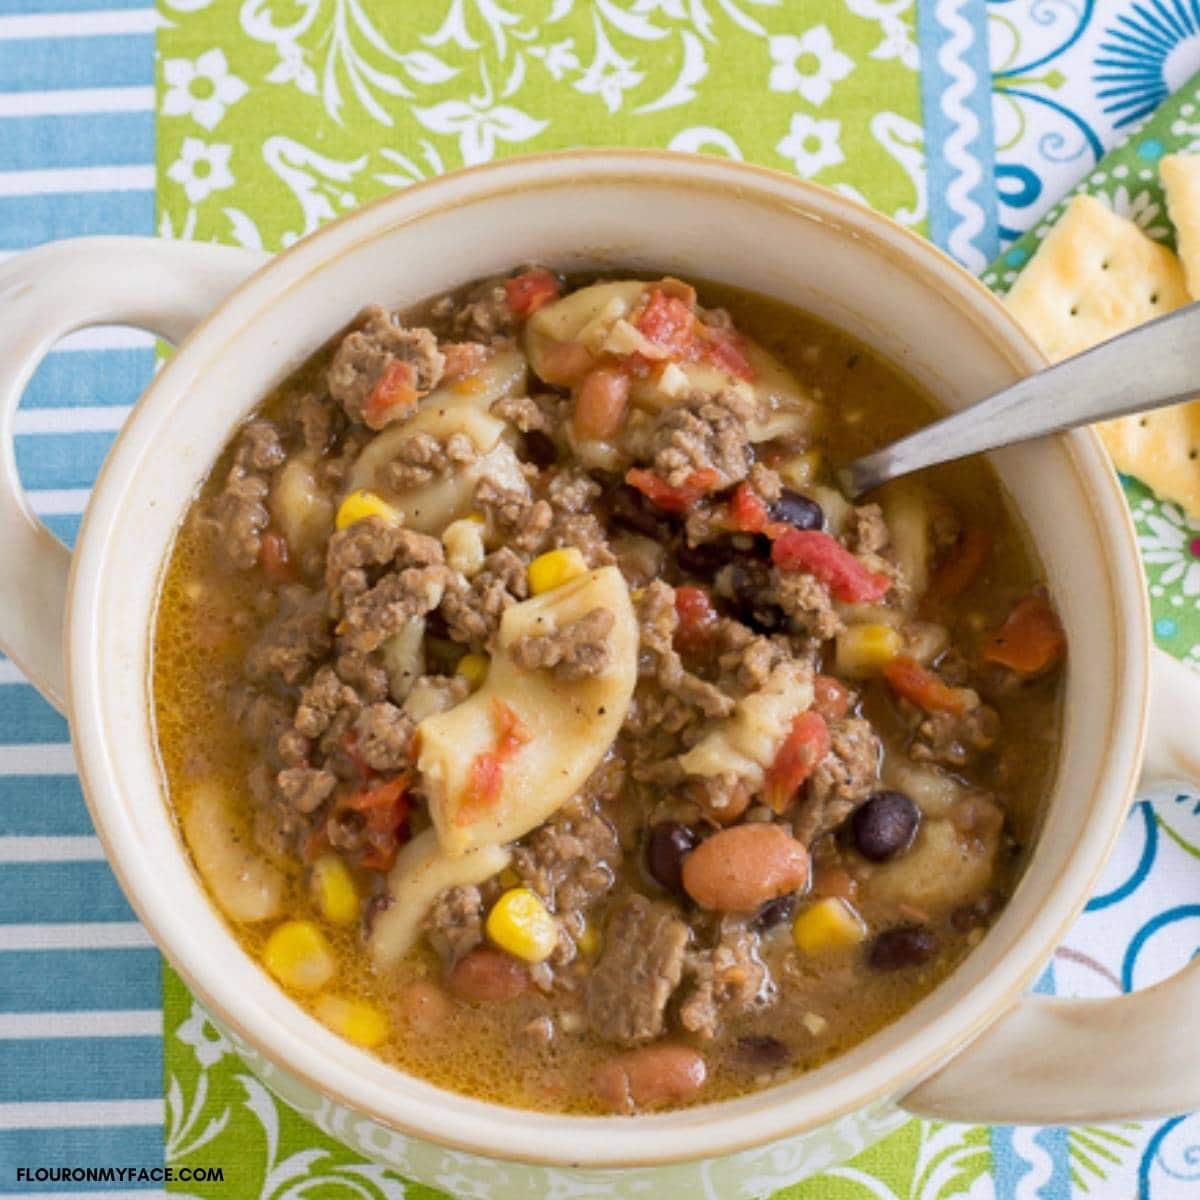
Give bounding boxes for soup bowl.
[2,151,1200,1198]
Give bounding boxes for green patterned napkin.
[156,2,1200,1194]
[983,76,1200,672]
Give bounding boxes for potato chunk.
[676,660,814,789]
[418,566,638,854]
[368,829,510,968]
[346,347,528,534]
[182,783,284,924]
[864,817,999,916]
[525,279,823,444]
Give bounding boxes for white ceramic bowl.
[3,151,1200,1199]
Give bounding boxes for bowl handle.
[901,646,1200,1123]
[0,237,267,713]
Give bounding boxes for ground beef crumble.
[510,607,615,681]
[172,269,1059,1102]
[327,306,445,427]
[794,717,882,844]
[679,920,771,1040]
[584,895,690,1044]
[425,885,484,967]
[381,430,477,491]
[648,393,754,489]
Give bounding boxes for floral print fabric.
[156,2,1200,1196]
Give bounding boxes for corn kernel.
[576,920,600,957]
[779,450,823,489]
[456,652,490,689]
[315,994,389,1048]
[527,547,587,595]
[486,887,559,963]
[263,920,335,991]
[311,855,359,925]
[835,623,903,678]
[792,898,867,955]
[465,512,485,524]
[335,489,401,530]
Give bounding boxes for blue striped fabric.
[0,2,162,1194]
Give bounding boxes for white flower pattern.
[176,1001,233,1069]
[1094,184,1172,240]
[776,113,845,177]
[412,96,547,165]
[768,27,854,106]
[1139,501,1200,602]
[166,136,235,204]
[161,48,248,130]
[529,38,582,81]
[265,38,318,96]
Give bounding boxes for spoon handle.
[840,299,1200,498]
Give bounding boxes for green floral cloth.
[155,3,1200,1196]
[982,79,1200,672]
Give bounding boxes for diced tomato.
[634,288,696,357]
[258,529,295,584]
[674,586,719,651]
[883,656,975,717]
[505,268,560,318]
[771,529,891,603]
[491,697,532,761]
[728,483,770,534]
[340,776,411,873]
[457,698,532,826]
[625,467,722,513]
[927,527,992,602]
[340,730,375,782]
[763,711,830,813]
[574,368,630,441]
[363,359,419,430]
[442,341,490,383]
[696,323,756,381]
[812,673,852,721]
[462,752,504,822]
[981,592,1065,676]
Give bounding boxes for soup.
[153,269,1063,1114]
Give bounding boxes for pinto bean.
[538,340,593,386]
[682,824,809,912]
[594,1043,707,1113]
[398,980,451,1035]
[574,368,631,440]
[812,674,852,721]
[446,948,528,1003]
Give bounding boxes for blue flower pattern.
[918,4,1200,1196]
[926,0,1200,261]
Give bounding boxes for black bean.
[522,430,558,469]
[949,891,1003,933]
[675,539,732,579]
[852,791,920,862]
[769,489,824,531]
[720,562,788,633]
[868,924,937,971]
[607,483,666,538]
[751,893,796,933]
[735,1035,792,1070]
[645,822,700,894]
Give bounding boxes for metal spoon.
[838,300,1200,499]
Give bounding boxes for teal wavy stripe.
[917,0,999,268]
